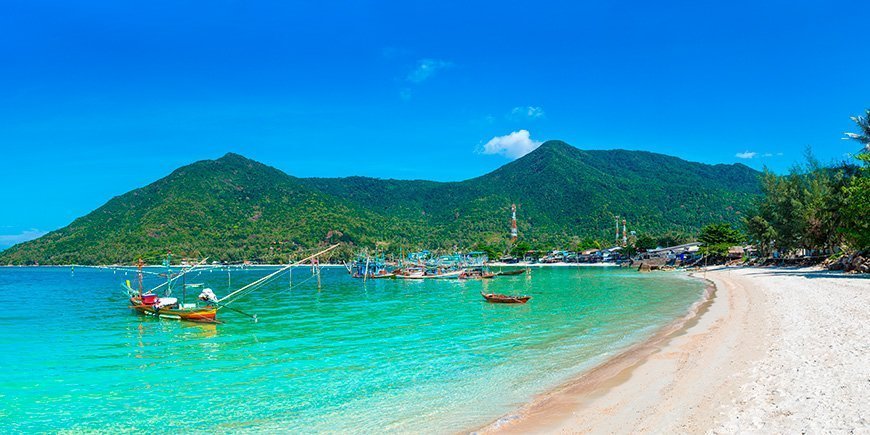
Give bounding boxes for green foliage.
[0,143,763,265]
[634,234,657,250]
[841,153,870,250]
[844,109,870,150]
[744,215,777,256]
[698,223,743,255]
[742,110,870,255]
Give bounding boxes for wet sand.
[476,267,869,434]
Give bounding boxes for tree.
[744,215,777,256]
[635,234,657,251]
[844,108,870,152]
[839,110,870,251]
[841,152,870,251]
[698,223,743,256]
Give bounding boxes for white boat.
[394,268,462,279]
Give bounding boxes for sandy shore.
[478,267,869,434]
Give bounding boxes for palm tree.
[844,108,870,152]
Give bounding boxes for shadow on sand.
[737,266,870,280]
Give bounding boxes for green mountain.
[0,141,760,264]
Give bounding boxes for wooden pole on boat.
[363,255,370,283]
[218,244,340,304]
[149,257,209,295]
[137,258,144,297]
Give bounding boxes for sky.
[1,0,869,248]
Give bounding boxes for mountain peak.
[538,140,573,151]
[526,140,578,159]
[216,152,251,163]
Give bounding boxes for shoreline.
[475,266,869,433]
[0,262,619,268]
[473,270,718,433]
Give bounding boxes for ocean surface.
[0,266,704,433]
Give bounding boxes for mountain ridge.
[0,141,761,264]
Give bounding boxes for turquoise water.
[0,266,704,433]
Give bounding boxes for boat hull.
[481,293,531,304]
[130,298,218,323]
[495,269,527,276]
[369,273,396,279]
[395,271,462,279]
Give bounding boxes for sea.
[0,265,705,433]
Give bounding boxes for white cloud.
[510,106,545,119]
[735,151,757,159]
[407,58,452,83]
[0,228,47,249]
[481,130,542,159]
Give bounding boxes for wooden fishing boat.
[424,270,463,279]
[395,269,462,279]
[349,252,394,279]
[460,267,495,279]
[123,245,340,324]
[494,269,527,276]
[369,271,396,279]
[129,295,218,322]
[481,292,531,304]
[394,266,426,279]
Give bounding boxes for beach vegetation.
[744,109,870,256]
[698,223,743,256]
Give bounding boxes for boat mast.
[137,258,144,297]
[164,250,172,296]
[182,263,186,305]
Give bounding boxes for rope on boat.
[212,300,258,322]
[149,258,211,295]
[218,244,340,305]
[213,248,337,321]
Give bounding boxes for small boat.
[460,266,495,279]
[423,270,463,279]
[494,269,527,276]
[394,266,426,279]
[124,245,340,323]
[481,292,531,304]
[129,294,218,322]
[395,269,462,279]
[369,271,396,279]
[348,252,394,279]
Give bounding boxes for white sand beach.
[481,267,870,434]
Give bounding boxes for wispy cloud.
[735,151,757,159]
[761,152,784,157]
[481,129,542,159]
[399,88,413,101]
[407,58,452,83]
[510,106,545,120]
[0,228,47,249]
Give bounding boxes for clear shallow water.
[0,266,704,433]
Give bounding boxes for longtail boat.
[348,252,395,279]
[125,255,219,323]
[494,269,527,276]
[460,266,495,279]
[128,295,218,322]
[481,292,531,304]
[124,244,340,323]
[394,268,462,279]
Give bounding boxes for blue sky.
[1,0,869,248]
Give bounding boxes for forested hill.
[0,141,760,264]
